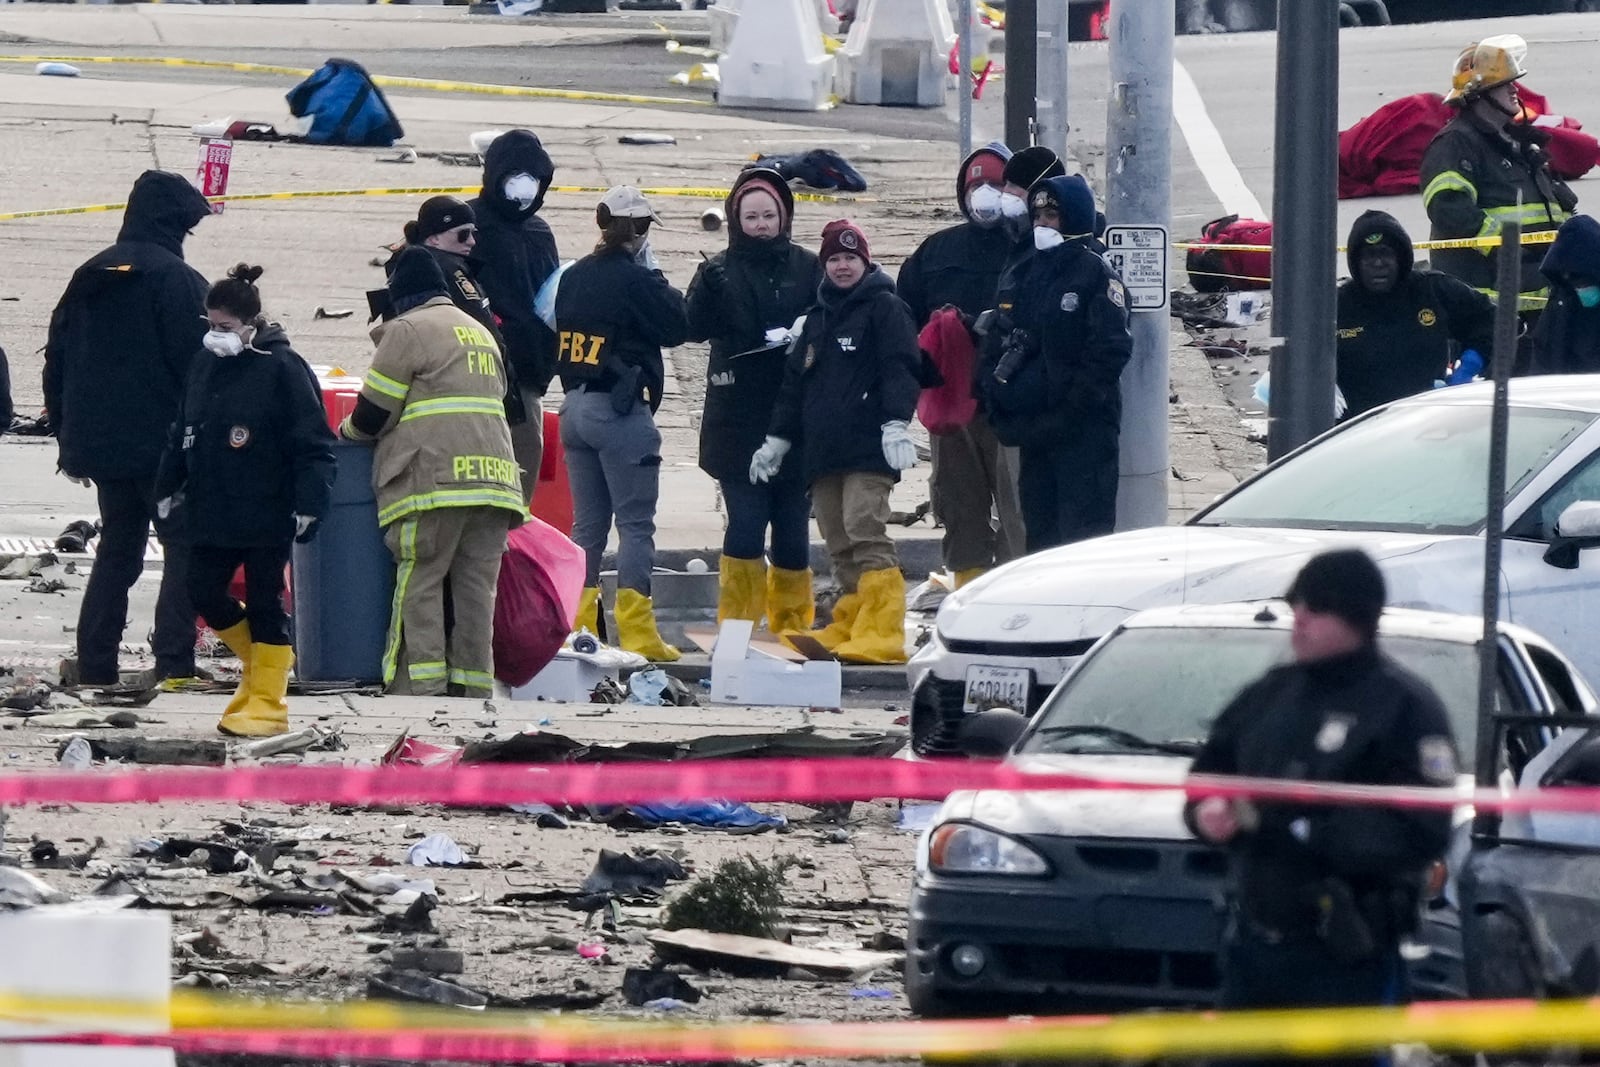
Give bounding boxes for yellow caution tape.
[0,183,868,223]
[8,989,1600,1061]
[1174,229,1560,255]
[0,54,710,108]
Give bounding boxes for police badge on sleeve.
[1418,737,1457,784]
[1108,278,1127,309]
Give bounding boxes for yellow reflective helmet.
[1445,34,1529,105]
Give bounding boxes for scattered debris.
[0,866,66,908]
[625,669,698,707]
[55,736,226,766]
[35,62,80,78]
[1,681,52,712]
[53,521,97,553]
[753,149,868,193]
[28,707,143,729]
[57,735,93,770]
[389,947,465,974]
[233,724,344,759]
[406,833,473,868]
[624,800,785,833]
[313,306,355,320]
[619,133,677,146]
[622,967,702,1007]
[647,929,902,981]
[580,849,687,896]
[368,971,488,1009]
[663,856,792,938]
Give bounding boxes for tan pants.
[382,506,512,698]
[811,471,896,593]
[930,414,1025,572]
[508,389,545,504]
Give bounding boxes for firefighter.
[984,175,1131,552]
[897,142,1027,589]
[156,265,335,737]
[1336,210,1495,418]
[339,246,526,698]
[557,187,690,662]
[1420,34,1577,367]
[1186,550,1457,1066]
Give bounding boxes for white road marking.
[1172,57,1267,220]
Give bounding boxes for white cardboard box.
[709,620,842,708]
[509,652,615,703]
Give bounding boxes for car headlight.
[928,822,1049,876]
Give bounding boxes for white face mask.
[502,173,542,210]
[999,191,1027,219]
[1033,226,1065,251]
[968,184,1004,226]
[203,329,245,357]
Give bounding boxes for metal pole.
[1475,218,1521,809]
[1035,0,1070,159]
[958,0,974,159]
[1266,0,1339,461]
[1107,0,1174,529]
[1005,0,1038,150]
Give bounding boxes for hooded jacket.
[468,130,561,395]
[687,169,823,484]
[1531,213,1600,375]
[985,178,1132,451]
[769,265,921,484]
[1336,210,1495,418]
[155,322,335,548]
[44,171,213,481]
[0,343,12,434]
[896,143,1016,326]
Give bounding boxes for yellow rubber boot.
[212,619,253,720]
[614,587,681,662]
[788,591,860,654]
[954,567,988,589]
[717,555,768,627]
[767,566,815,635]
[575,586,601,635]
[219,642,292,737]
[834,568,909,665]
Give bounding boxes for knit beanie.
[1285,549,1387,637]
[1002,146,1066,191]
[732,171,791,234]
[413,196,475,243]
[819,218,871,264]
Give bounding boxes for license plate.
[962,665,1032,714]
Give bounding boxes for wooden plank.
[646,928,899,980]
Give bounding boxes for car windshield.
[1019,626,1488,756]
[1193,405,1593,535]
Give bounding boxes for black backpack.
[287,58,404,147]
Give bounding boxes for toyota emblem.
[1000,613,1031,631]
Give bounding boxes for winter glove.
[764,326,796,348]
[881,420,917,471]
[748,436,792,484]
[1447,349,1485,385]
[294,514,320,544]
[700,260,727,294]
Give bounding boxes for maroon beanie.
[819,218,871,264]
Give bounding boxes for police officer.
[984,175,1131,553]
[1421,34,1577,364]
[376,197,500,340]
[1337,210,1495,418]
[557,186,689,662]
[1185,550,1457,1064]
[340,246,526,699]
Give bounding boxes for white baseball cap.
[598,185,660,222]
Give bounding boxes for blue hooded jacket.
[1532,214,1600,375]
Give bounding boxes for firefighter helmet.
[1445,34,1529,105]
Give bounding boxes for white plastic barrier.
[718,0,835,111]
[0,907,174,1067]
[834,0,957,108]
[708,0,741,55]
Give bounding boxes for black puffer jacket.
[156,323,336,548]
[896,145,1015,326]
[687,170,823,484]
[44,171,212,481]
[469,131,561,394]
[1532,213,1600,375]
[770,266,921,484]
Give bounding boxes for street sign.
[1103,224,1169,311]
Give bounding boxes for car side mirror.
[1543,501,1600,570]
[954,708,1030,759]
[1544,730,1600,788]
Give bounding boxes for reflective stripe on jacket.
[357,296,526,528]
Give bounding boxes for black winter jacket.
[687,173,822,484]
[156,323,336,549]
[983,239,1132,449]
[770,267,921,484]
[1337,210,1495,418]
[469,131,561,394]
[1531,213,1600,375]
[0,342,12,434]
[1184,645,1457,941]
[44,171,212,481]
[554,246,689,415]
[897,198,1014,326]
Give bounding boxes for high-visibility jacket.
[354,296,526,528]
[1420,111,1578,310]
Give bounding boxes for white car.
[909,377,1600,756]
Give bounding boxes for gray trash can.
[292,440,395,682]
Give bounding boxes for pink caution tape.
[0,756,1595,814]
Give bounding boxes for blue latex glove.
[1447,349,1484,386]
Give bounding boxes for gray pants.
[508,388,545,505]
[560,388,662,593]
[930,414,1025,572]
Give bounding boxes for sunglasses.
[450,227,477,242]
[631,218,653,236]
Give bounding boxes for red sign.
[194,137,232,215]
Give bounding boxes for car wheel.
[1470,911,1543,999]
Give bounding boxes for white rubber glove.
[295,515,316,538]
[881,420,917,471]
[156,496,176,520]
[749,436,792,484]
[764,326,794,348]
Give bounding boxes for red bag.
[493,515,587,687]
[1186,215,1273,293]
[915,307,979,435]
